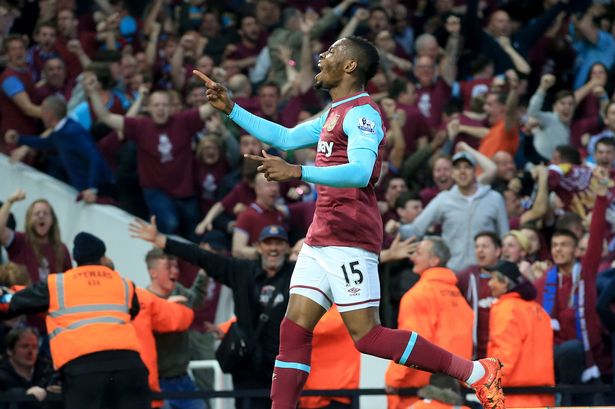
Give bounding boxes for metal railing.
[0,384,612,409]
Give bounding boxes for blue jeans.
[142,188,200,241]
[159,374,207,409]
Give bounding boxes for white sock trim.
[466,361,485,385]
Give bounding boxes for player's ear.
[344,59,358,74]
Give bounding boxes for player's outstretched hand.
[129,216,167,248]
[244,150,302,182]
[192,70,235,115]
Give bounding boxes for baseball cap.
[258,225,288,242]
[452,151,477,167]
[485,260,523,285]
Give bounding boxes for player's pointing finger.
[244,153,265,162]
[192,70,216,88]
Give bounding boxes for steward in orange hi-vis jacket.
[0,232,150,409]
[300,306,361,408]
[133,287,194,408]
[486,260,555,408]
[45,267,140,368]
[385,264,473,409]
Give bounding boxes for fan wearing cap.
[486,260,555,408]
[0,232,149,409]
[400,150,508,271]
[130,218,294,409]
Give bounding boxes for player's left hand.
[245,150,302,182]
[192,70,234,114]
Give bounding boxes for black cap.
[485,260,523,285]
[72,232,106,264]
[258,225,288,242]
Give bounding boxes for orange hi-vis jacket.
[46,265,141,369]
[132,288,194,407]
[487,292,555,408]
[386,267,473,409]
[300,306,361,409]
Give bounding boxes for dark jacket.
[0,356,54,391]
[19,118,114,191]
[165,238,293,373]
[0,355,56,409]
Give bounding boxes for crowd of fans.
[1,0,615,407]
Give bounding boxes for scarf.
[542,262,600,381]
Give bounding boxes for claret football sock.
[355,325,473,381]
[270,318,313,409]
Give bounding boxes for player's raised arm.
[302,104,384,187]
[247,105,384,188]
[193,70,321,151]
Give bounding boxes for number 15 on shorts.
[341,261,363,286]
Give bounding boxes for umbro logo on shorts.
[347,287,360,296]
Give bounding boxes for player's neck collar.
[331,91,369,108]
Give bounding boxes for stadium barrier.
[0,384,611,409]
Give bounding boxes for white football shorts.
[289,243,380,313]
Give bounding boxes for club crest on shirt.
[325,113,340,132]
[158,134,174,163]
[357,117,376,134]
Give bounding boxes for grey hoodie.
[399,184,508,271]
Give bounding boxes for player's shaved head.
[342,36,380,87]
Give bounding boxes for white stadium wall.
[0,154,152,287]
